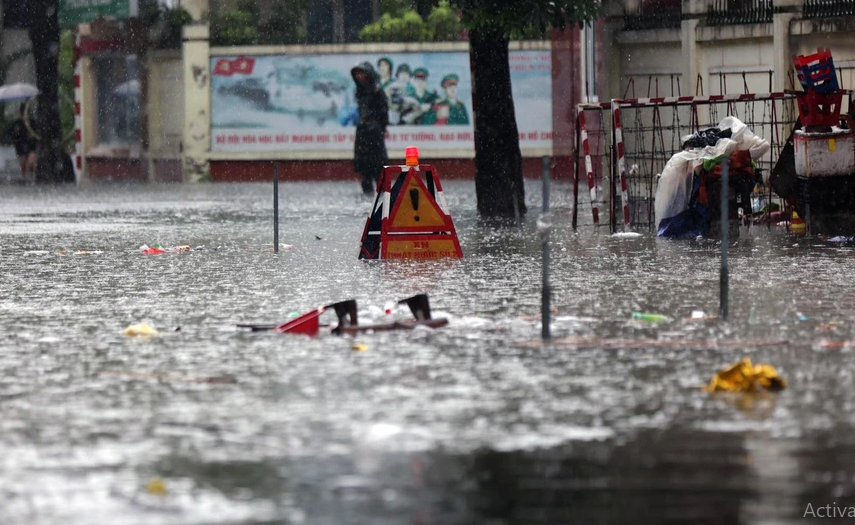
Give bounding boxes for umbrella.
[112,80,139,97]
[0,82,38,102]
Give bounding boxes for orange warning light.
[405,146,419,166]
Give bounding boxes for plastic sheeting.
[654,138,737,228]
[656,116,771,234]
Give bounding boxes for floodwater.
[2,180,855,524]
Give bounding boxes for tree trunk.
[470,27,526,219]
[28,0,64,184]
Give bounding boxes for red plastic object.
[141,247,166,255]
[796,90,843,128]
[793,48,839,93]
[405,146,419,166]
[792,48,832,68]
[274,307,323,335]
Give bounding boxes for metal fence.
[623,1,682,30]
[575,93,805,231]
[707,0,773,25]
[802,0,855,17]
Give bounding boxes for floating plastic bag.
[123,322,159,337]
[705,357,787,392]
[718,116,771,161]
[654,138,738,227]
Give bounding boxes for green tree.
[457,0,600,219]
[211,0,262,46]
[359,1,463,42]
[258,0,312,45]
[211,0,313,46]
[422,1,464,41]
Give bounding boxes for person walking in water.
[9,103,36,180]
[351,62,389,194]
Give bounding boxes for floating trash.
[145,477,167,496]
[123,322,159,337]
[352,343,368,352]
[705,357,787,392]
[140,244,166,255]
[631,312,669,322]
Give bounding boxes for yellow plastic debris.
[145,477,167,495]
[352,343,368,352]
[705,357,787,393]
[123,322,160,337]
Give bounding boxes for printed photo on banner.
[210,50,551,155]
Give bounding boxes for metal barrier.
[575,93,809,232]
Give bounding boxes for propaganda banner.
[210,49,552,157]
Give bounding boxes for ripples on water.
[2,181,855,524]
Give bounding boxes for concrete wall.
[182,24,211,182]
[605,0,855,99]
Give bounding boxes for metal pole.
[720,158,729,321]
[573,113,581,230]
[541,156,551,339]
[273,162,279,254]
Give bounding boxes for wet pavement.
[3,180,855,524]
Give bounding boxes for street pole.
[273,162,279,253]
[720,158,729,320]
[541,156,551,339]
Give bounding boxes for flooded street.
[3,180,855,524]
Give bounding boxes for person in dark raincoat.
[351,62,389,194]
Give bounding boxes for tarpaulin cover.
[656,116,770,237]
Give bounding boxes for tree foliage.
[211,0,311,46]
[140,1,193,49]
[455,0,601,37]
[359,1,463,42]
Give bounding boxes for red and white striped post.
[611,100,631,229]
[73,31,85,183]
[576,105,599,226]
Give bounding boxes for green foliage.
[423,1,464,40]
[453,0,601,38]
[211,0,311,46]
[160,6,193,48]
[258,0,311,45]
[165,6,193,27]
[381,0,411,18]
[211,7,261,46]
[359,1,464,42]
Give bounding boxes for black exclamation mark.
[410,188,420,222]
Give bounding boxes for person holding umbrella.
[9,102,37,180]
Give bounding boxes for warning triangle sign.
[387,168,454,232]
[359,164,462,260]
